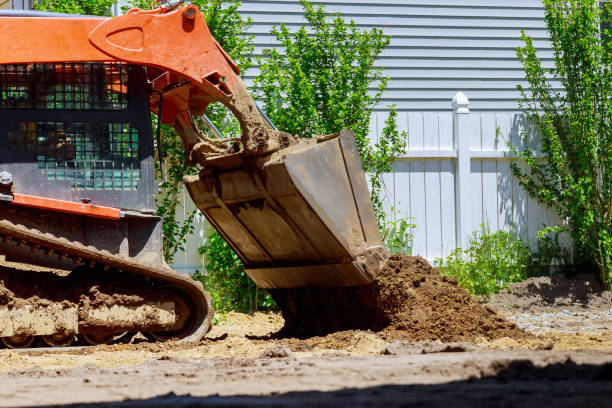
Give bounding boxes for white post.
[452,92,472,250]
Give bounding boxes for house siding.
[239,0,552,112]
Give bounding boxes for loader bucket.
[184,129,388,289]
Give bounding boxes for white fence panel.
[374,92,560,263]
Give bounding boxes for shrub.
[512,0,612,289]
[34,0,114,16]
[435,224,531,296]
[194,232,273,313]
[383,214,416,255]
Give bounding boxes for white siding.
[239,0,553,111]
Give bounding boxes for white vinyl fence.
[172,92,561,273]
[378,92,561,263]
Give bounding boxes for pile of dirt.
[271,255,527,343]
[373,255,526,342]
[488,273,612,313]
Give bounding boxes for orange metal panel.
[0,17,110,64]
[89,6,239,90]
[12,194,121,220]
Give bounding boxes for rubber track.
[0,219,213,342]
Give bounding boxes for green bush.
[194,232,274,313]
[530,226,573,276]
[34,0,114,16]
[435,224,531,296]
[511,0,612,289]
[383,214,416,255]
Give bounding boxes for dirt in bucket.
[269,255,527,343]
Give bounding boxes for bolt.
[0,171,12,186]
[183,5,196,19]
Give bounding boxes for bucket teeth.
[3,236,12,244]
[17,240,26,248]
[31,244,40,253]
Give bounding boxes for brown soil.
[374,255,526,341]
[272,255,526,343]
[0,313,609,407]
[488,273,612,313]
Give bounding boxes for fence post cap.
[452,92,470,113]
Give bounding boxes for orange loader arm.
[0,3,292,163]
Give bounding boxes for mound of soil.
[374,256,526,341]
[488,273,612,313]
[271,255,526,342]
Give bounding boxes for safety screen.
[0,62,143,191]
[0,62,128,110]
[8,122,140,190]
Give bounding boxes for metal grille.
[0,62,128,110]
[8,122,140,190]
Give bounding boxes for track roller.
[2,335,35,349]
[42,333,76,347]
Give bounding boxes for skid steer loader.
[0,1,388,348]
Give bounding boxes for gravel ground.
[505,309,612,334]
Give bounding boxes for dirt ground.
[1,261,611,407]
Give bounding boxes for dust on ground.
[0,256,611,407]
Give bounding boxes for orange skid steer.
[0,1,387,347]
